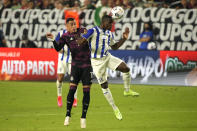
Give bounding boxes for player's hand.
[123,27,130,39]
[46,33,54,41]
[83,29,87,34]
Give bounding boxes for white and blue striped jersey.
[82,26,116,58]
[55,29,71,63]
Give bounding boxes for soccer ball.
[111,6,124,20]
[147,42,157,50]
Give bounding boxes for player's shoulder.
[141,31,148,36]
[61,31,69,37]
[57,29,67,35]
[57,32,69,41]
[107,29,112,33]
[85,26,98,31]
[147,31,153,36]
[56,29,67,41]
[94,26,101,31]
[88,26,101,34]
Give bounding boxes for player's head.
[144,22,152,31]
[101,15,113,30]
[66,18,77,33]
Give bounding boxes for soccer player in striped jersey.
[46,18,92,128]
[55,30,78,107]
[77,15,139,120]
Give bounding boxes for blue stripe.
[94,27,100,58]
[66,48,70,63]
[100,30,105,58]
[107,31,110,46]
[112,33,114,39]
[55,32,61,41]
[89,42,92,58]
[55,29,67,41]
[89,40,92,52]
[103,30,111,55]
[61,48,64,61]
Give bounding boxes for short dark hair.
[66,18,75,23]
[101,15,113,23]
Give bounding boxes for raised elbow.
[111,45,118,50]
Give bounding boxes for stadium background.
[0,5,197,86]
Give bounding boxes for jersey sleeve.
[59,34,68,46]
[53,34,68,51]
[55,30,67,42]
[55,32,61,42]
[81,28,94,40]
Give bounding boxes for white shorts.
[57,53,71,75]
[91,53,123,84]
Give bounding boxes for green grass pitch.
[0,81,197,131]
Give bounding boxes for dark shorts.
[70,66,93,86]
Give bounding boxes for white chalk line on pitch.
[1,110,197,117]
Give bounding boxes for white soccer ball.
[111,6,124,20]
[147,42,157,50]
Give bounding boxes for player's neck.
[99,25,106,31]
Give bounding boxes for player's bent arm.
[76,37,88,45]
[77,28,94,45]
[46,32,67,52]
[110,38,127,50]
[111,27,129,50]
[52,40,65,52]
[55,32,65,53]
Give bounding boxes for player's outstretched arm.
[77,28,94,45]
[111,28,129,50]
[76,37,88,45]
[46,32,66,52]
